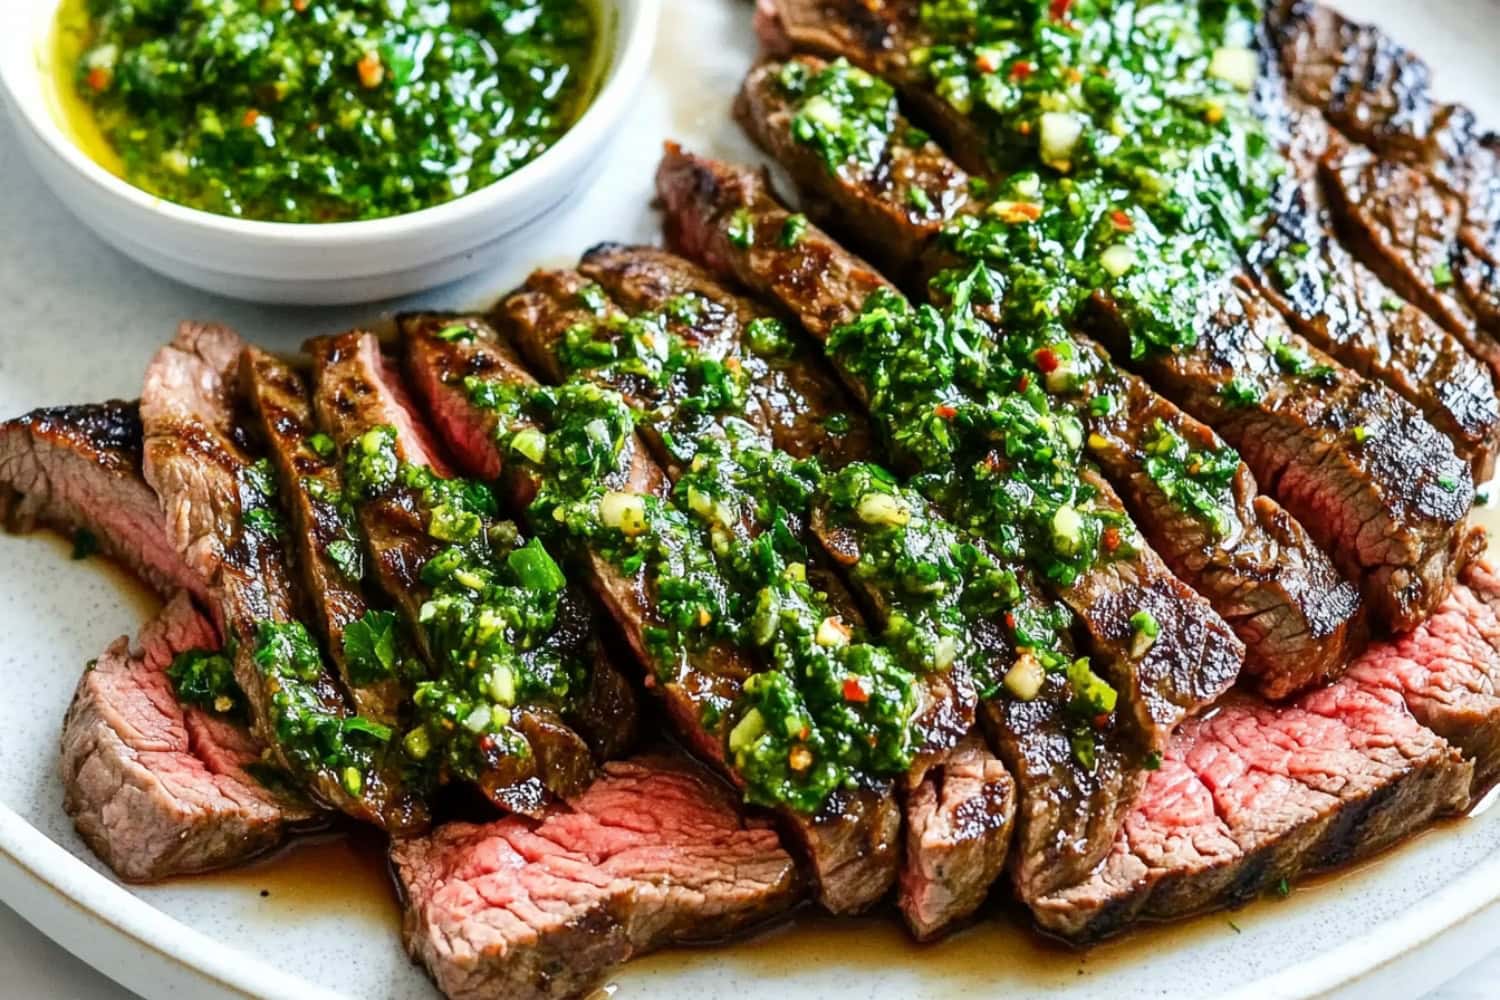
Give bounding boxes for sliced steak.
[1032,678,1472,941]
[240,347,408,727]
[1075,342,1364,698]
[738,56,972,277]
[142,322,408,826]
[577,242,876,468]
[1094,280,1479,633]
[392,753,800,1000]
[306,330,603,816]
[658,146,1244,746]
[898,733,1014,941]
[1249,152,1500,479]
[60,592,313,882]
[403,317,901,915]
[736,71,1359,697]
[0,401,205,602]
[1345,567,1500,794]
[1319,141,1480,339]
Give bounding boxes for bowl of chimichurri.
[0,0,659,303]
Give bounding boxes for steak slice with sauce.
[577,242,877,469]
[656,145,1244,743]
[898,734,1014,941]
[403,315,901,915]
[307,330,617,815]
[741,58,1364,697]
[240,347,409,728]
[657,145,1153,900]
[1093,280,1480,634]
[142,322,416,828]
[392,752,800,1000]
[60,592,314,882]
[1032,678,1472,941]
[0,401,206,603]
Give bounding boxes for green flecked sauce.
[773,0,1280,578]
[342,425,588,787]
[66,0,599,222]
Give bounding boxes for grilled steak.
[737,57,972,278]
[657,146,1244,745]
[898,733,1014,941]
[1346,567,1500,794]
[658,146,1159,899]
[738,62,1361,696]
[403,316,902,915]
[142,322,416,828]
[392,752,801,1000]
[577,242,877,469]
[1033,679,1472,941]
[240,347,408,727]
[307,330,609,816]
[1248,143,1500,478]
[60,592,313,882]
[0,401,206,602]
[1094,280,1479,633]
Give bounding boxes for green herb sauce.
[68,0,599,222]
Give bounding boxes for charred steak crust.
[0,401,206,602]
[60,592,312,882]
[1096,280,1478,633]
[392,753,801,1000]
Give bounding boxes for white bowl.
[0,0,660,304]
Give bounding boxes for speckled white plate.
[3,1,1500,997]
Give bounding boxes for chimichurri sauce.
[68,0,599,222]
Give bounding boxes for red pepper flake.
[933,403,958,420]
[1018,372,1031,391]
[1017,120,1033,136]
[842,677,869,704]
[1102,526,1121,552]
[975,52,999,74]
[1009,60,1034,81]
[1035,347,1060,373]
[1004,611,1017,631]
[1049,0,1073,19]
[291,0,307,10]
[799,726,810,741]
[994,200,1043,224]
[242,108,261,128]
[1110,209,1134,232]
[357,51,384,89]
[1093,712,1111,729]
[85,67,111,92]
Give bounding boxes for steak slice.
[60,592,313,882]
[240,347,409,728]
[1249,151,1500,479]
[738,56,972,278]
[577,242,877,469]
[1345,566,1500,794]
[658,146,1244,746]
[1032,678,1472,942]
[736,71,1358,697]
[306,330,606,816]
[142,322,408,826]
[403,318,901,915]
[1095,280,1479,633]
[898,734,1014,941]
[1319,142,1481,340]
[392,752,801,1000]
[0,401,206,603]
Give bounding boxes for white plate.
[2,1,1500,997]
